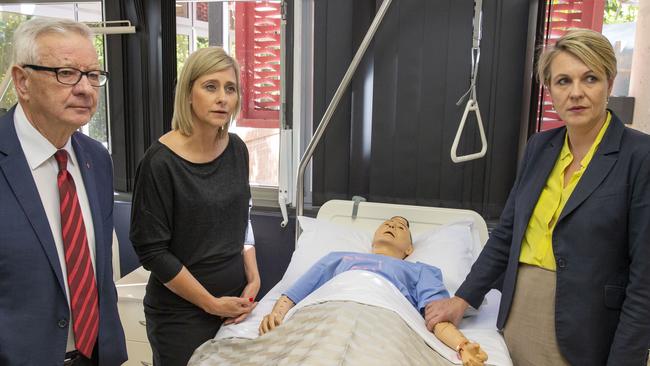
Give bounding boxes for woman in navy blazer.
[425,29,650,365]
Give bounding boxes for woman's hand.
[223,279,261,325]
[164,266,256,320]
[223,245,261,325]
[459,342,488,366]
[203,296,255,318]
[240,277,261,301]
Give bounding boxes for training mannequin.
[259,216,488,366]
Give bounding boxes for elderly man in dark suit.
[0,18,127,365]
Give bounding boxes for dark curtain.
[312,0,531,219]
[105,0,177,192]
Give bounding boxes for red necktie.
[54,149,99,358]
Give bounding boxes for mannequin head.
[371,216,414,259]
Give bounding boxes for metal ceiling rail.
[295,0,394,240]
[294,0,489,239]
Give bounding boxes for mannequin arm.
[259,295,295,335]
[434,322,488,366]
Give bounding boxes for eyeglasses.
[22,64,109,87]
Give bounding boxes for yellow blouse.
[519,112,612,270]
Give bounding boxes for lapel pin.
[86,162,91,169]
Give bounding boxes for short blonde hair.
[537,28,617,86]
[172,47,242,136]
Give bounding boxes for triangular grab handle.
[450,99,487,163]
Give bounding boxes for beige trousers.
[503,264,570,366]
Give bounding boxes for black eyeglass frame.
[22,64,109,87]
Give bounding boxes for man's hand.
[425,296,469,331]
[459,342,488,366]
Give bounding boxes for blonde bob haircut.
[537,28,617,87]
[172,46,242,136]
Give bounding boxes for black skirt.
[143,254,247,366]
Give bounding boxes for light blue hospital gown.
[283,251,449,313]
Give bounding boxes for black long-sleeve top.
[130,134,251,290]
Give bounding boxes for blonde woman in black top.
[130,47,259,366]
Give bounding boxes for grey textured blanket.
[189,301,455,366]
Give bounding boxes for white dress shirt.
[14,104,97,353]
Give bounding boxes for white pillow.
[282,217,478,297]
[406,222,476,296]
[278,216,373,287]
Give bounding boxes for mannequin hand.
[259,311,285,335]
[460,342,488,366]
[203,296,254,318]
[425,296,469,331]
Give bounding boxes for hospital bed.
[181,1,511,362]
[188,199,513,365]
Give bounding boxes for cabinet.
[116,267,153,366]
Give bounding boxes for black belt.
[63,350,84,366]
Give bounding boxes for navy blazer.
[457,112,650,365]
[0,108,127,365]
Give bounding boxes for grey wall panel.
[312,0,374,204]
[106,0,176,192]
[312,0,531,219]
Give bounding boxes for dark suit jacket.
[0,108,127,365]
[457,112,650,365]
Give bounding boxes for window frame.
[172,1,294,208]
[0,1,111,149]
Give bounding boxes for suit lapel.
[71,134,106,291]
[514,131,565,245]
[558,114,623,222]
[0,108,66,294]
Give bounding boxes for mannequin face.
[371,216,413,259]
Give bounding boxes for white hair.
[12,17,93,65]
